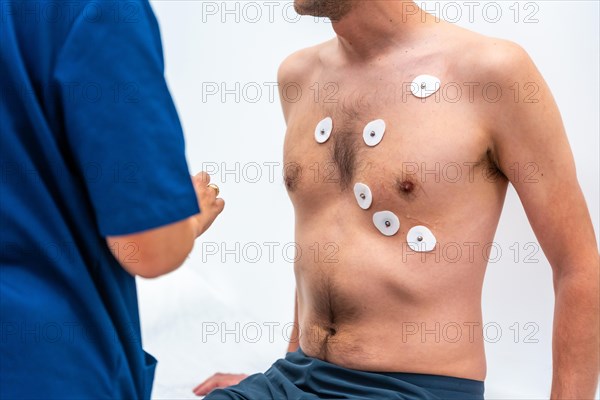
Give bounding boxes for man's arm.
[108,172,224,279]
[488,41,599,399]
[287,291,301,353]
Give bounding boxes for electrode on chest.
[362,119,386,147]
[309,99,439,253]
[411,74,441,99]
[353,183,373,210]
[314,117,333,144]
[373,211,400,236]
[407,225,437,252]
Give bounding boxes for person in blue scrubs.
[0,1,224,398]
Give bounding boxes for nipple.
[373,211,400,236]
[363,119,386,147]
[315,117,333,144]
[397,179,416,195]
[354,183,373,210]
[407,225,437,252]
[411,75,441,99]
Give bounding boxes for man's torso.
[282,22,511,381]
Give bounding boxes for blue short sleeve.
[53,0,199,236]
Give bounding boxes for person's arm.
[489,41,599,399]
[287,290,300,353]
[107,172,224,279]
[53,1,224,277]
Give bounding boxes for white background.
[137,1,600,399]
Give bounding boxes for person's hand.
[191,172,225,237]
[193,373,248,397]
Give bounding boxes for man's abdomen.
[293,205,491,381]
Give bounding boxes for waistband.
[289,348,485,398]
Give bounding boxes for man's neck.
[331,1,425,62]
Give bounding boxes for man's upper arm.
[490,41,597,274]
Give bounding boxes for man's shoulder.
[277,40,334,85]
[443,25,535,86]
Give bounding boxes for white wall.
[138,1,600,398]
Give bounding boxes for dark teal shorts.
[205,348,485,399]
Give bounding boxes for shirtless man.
[195,1,599,398]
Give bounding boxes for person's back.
[0,1,218,397]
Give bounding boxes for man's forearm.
[287,291,300,353]
[551,268,600,399]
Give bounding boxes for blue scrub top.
[0,1,200,398]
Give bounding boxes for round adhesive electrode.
[354,183,373,210]
[315,117,333,144]
[363,119,386,147]
[373,211,400,236]
[411,75,441,99]
[407,225,437,252]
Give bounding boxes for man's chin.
[293,4,314,17]
[293,0,352,21]
[293,0,330,18]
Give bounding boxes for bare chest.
[283,80,495,212]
